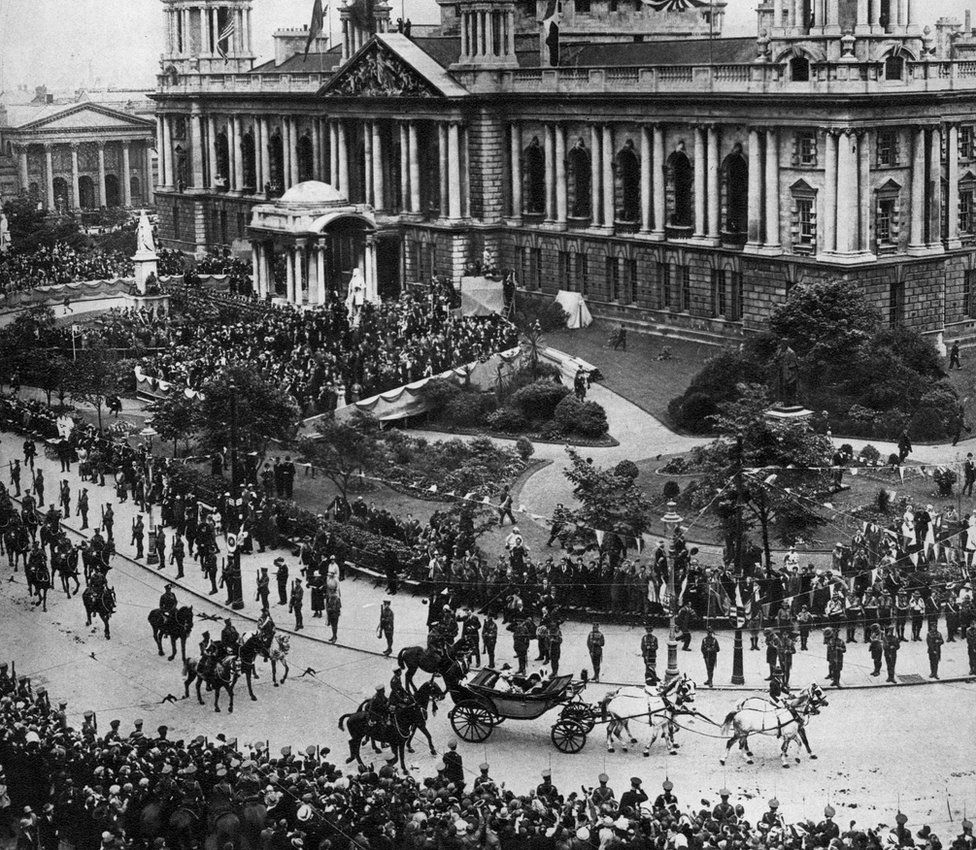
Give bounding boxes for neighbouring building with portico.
[152,0,976,344]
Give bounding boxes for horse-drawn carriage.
[447,670,598,753]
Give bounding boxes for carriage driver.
[768,666,791,707]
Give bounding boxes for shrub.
[662,480,680,500]
[486,406,529,433]
[858,444,881,465]
[670,391,720,433]
[575,400,609,438]
[875,487,891,514]
[933,467,957,497]
[907,407,947,441]
[423,378,462,410]
[887,453,900,466]
[443,392,490,427]
[614,459,639,481]
[515,294,568,332]
[509,379,570,421]
[515,435,535,461]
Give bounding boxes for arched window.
[616,139,640,222]
[105,174,120,208]
[52,177,69,209]
[884,53,904,80]
[215,132,230,189]
[130,175,142,204]
[241,132,256,190]
[78,176,96,209]
[523,137,545,215]
[666,147,693,230]
[723,147,748,236]
[567,139,591,219]
[270,133,284,193]
[790,56,810,82]
[297,134,315,182]
[174,147,188,191]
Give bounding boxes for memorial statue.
[136,210,157,257]
[0,211,10,255]
[772,338,800,406]
[345,267,367,327]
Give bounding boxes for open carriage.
[447,669,599,753]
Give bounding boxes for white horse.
[600,674,697,756]
[269,633,291,686]
[720,683,828,768]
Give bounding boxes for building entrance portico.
[248,180,379,306]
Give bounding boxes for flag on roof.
[217,14,236,61]
[305,0,327,59]
[643,0,712,9]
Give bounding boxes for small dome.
[278,180,345,206]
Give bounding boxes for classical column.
[543,125,555,223]
[869,0,881,30]
[746,129,763,247]
[290,119,300,187]
[97,143,107,207]
[372,121,385,211]
[652,125,665,238]
[207,115,218,188]
[295,243,307,304]
[70,143,80,209]
[252,118,263,192]
[462,125,471,218]
[772,0,783,28]
[855,0,869,34]
[640,125,652,233]
[555,123,567,227]
[282,119,292,190]
[163,114,175,189]
[330,121,339,187]
[694,127,706,238]
[602,125,614,228]
[409,122,421,215]
[44,144,55,210]
[907,0,918,31]
[261,117,271,193]
[251,246,260,298]
[929,125,943,247]
[909,126,926,249]
[438,123,449,217]
[507,9,516,56]
[399,122,409,212]
[364,122,374,206]
[16,146,28,194]
[448,122,462,219]
[825,0,840,32]
[190,110,205,190]
[510,123,522,219]
[794,0,806,32]
[823,129,838,253]
[285,247,295,302]
[590,124,602,225]
[122,142,133,206]
[364,235,378,302]
[317,244,327,304]
[836,130,857,254]
[764,128,781,249]
[233,115,244,192]
[338,122,350,198]
[858,130,871,253]
[948,123,961,249]
[156,117,166,188]
[707,125,720,240]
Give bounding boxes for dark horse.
[183,654,240,713]
[82,585,116,639]
[138,798,199,850]
[355,679,445,757]
[339,679,446,770]
[397,642,467,693]
[148,605,195,661]
[238,632,270,702]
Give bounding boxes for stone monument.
[133,210,159,295]
[765,338,813,422]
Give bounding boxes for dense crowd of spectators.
[2,669,970,850]
[0,243,134,295]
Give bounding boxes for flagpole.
[732,433,745,685]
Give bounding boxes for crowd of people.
[2,670,972,850]
[0,243,134,295]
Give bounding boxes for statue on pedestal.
[771,338,800,407]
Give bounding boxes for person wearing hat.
[170,532,185,579]
[81,711,97,740]
[827,631,846,687]
[536,769,558,802]
[103,720,122,744]
[764,628,781,680]
[128,719,144,742]
[587,623,605,682]
[498,485,516,526]
[712,789,735,822]
[926,622,944,679]
[288,577,304,631]
[158,583,177,617]
[325,588,342,643]
[619,777,647,815]
[472,763,497,795]
[220,619,240,655]
[442,740,464,791]
[37,802,57,850]
[482,617,497,669]
[366,685,389,734]
[700,625,720,688]
[591,774,615,807]
[274,559,289,606]
[966,619,976,676]
[377,599,395,656]
[255,567,271,610]
[955,818,974,850]
[131,513,145,560]
[758,799,782,834]
[653,779,677,813]
[816,806,839,844]
[641,624,659,685]
[883,624,900,683]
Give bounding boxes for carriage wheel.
[551,719,587,754]
[560,703,596,733]
[450,705,494,743]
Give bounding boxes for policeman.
[590,773,615,807]
[701,625,720,687]
[378,599,395,656]
[827,632,846,687]
[713,789,735,822]
[587,623,605,682]
[758,799,783,834]
[472,763,497,795]
[816,806,840,844]
[619,777,648,815]
[482,617,498,669]
[641,624,659,684]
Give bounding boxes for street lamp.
[226,380,244,610]
[731,434,745,686]
[662,500,683,684]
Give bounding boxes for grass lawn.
[546,320,717,427]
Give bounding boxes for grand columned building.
[153,0,976,342]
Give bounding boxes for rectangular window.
[514,246,525,287]
[889,280,905,327]
[962,127,975,160]
[173,203,181,240]
[797,132,817,167]
[627,258,637,304]
[576,252,588,295]
[658,261,671,308]
[965,270,976,318]
[796,197,815,248]
[961,190,975,234]
[730,271,743,321]
[711,268,727,317]
[679,265,691,311]
[558,251,570,289]
[877,198,896,246]
[606,256,620,301]
[877,131,897,167]
[533,247,543,290]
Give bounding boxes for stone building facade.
[153,0,976,342]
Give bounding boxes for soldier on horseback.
[389,668,414,710]
[159,584,178,625]
[256,608,276,644]
[219,619,240,656]
[367,685,390,735]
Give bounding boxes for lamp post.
[226,380,244,610]
[662,500,683,684]
[731,434,746,685]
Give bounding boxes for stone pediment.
[320,32,468,99]
[17,103,152,132]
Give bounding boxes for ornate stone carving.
[329,43,437,98]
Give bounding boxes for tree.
[71,341,119,429]
[29,351,72,408]
[691,384,833,568]
[769,280,879,359]
[197,364,301,456]
[558,448,654,561]
[297,411,388,501]
[148,393,199,457]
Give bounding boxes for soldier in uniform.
[590,773,615,808]
[536,769,559,803]
[587,623,605,682]
[472,763,497,795]
[159,584,177,620]
[758,799,783,835]
[170,534,185,579]
[883,625,900,683]
[255,567,271,609]
[701,625,720,687]
[377,600,395,656]
[827,632,846,686]
[779,630,796,686]
[868,623,884,676]
[713,789,735,822]
[548,622,563,675]
[366,685,389,733]
[619,777,648,815]
[442,740,464,792]
[219,619,240,655]
[927,623,944,679]
[274,558,289,605]
[816,806,840,844]
[768,666,791,708]
[389,668,413,708]
[967,621,976,675]
[482,617,497,668]
[289,577,304,630]
[641,625,659,684]
[326,592,341,643]
[764,629,781,680]
[653,779,678,813]
[131,515,145,559]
